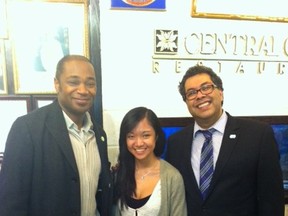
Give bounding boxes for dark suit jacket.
[166,112,284,216]
[0,100,113,216]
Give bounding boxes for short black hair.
[178,64,224,101]
[55,55,93,80]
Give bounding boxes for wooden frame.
[0,96,32,153]
[192,0,288,23]
[0,40,7,94]
[10,0,89,94]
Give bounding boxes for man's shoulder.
[169,124,194,138]
[230,115,269,128]
[16,101,59,125]
[226,115,272,136]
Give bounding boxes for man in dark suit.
[165,65,284,216]
[0,55,113,216]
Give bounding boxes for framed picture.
[32,95,56,109]
[0,96,32,153]
[0,40,7,94]
[0,0,8,38]
[192,0,288,22]
[10,0,89,94]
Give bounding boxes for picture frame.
[192,0,288,22]
[32,95,56,110]
[0,0,8,39]
[0,40,8,94]
[10,0,89,94]
[0,96,32,153]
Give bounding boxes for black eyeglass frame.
[185,84,218,101]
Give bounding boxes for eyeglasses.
[185,84,218,101]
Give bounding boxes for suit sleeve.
[0,117,34,215]
[257,125,285,216]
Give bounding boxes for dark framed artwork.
[159,116,288,202]
[0,96,32,153]
[0,40,7,94]
[192,0,288,22]
[10,0,89,94]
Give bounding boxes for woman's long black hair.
[113,107,165,209]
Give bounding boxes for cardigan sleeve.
[160,160,187,216]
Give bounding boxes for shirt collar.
[193,110,228,137]
[62,111,93,132]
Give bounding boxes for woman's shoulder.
[160,159,181,176]
[159,160,185,189]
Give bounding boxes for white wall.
[99,0,288,164]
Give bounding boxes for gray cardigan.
[114,159,187,216]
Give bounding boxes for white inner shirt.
[63,111,101,216]
[191,111,227,186]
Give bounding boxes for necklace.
[139,170,153,180]
[136,160,159,181]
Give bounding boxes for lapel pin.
[101,136,105,142]
[229,134,236,139]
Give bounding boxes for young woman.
[113,107,187,216]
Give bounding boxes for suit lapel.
[208,115,240,195]
[45,101,78,174]
[181,125,204,199]
[93,123,106,166]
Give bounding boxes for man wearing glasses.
[165,64,284,216]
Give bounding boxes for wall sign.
[111,0,165,10]
[152,29,288,116]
